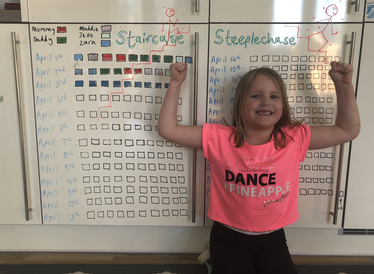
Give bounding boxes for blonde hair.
[231,67,304,149]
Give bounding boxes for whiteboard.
[211,0,364,23]
[344,23,374,229]
[206,23,362,228]
[27,0,209,23]
[30,23,208,225]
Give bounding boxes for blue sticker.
[88,68,97,75]
[185,56,193,63]
[101,40,111,47]
[75,69,83,75]
[74,54,83,61]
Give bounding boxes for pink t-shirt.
[203,123,311,232]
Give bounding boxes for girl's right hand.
[158,62,202,149]
[170,62,188,84]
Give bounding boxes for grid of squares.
[74,46,191,220]
[73,53,192,88]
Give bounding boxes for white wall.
[1,225,374,255]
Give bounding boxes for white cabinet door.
[206,23,362,228]
[344,23,374,229]
[211,0,364,23]
[30,23,207,226]
[27,0,208,23]
[0,24,41,224]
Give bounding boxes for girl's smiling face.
[242,73,283,134]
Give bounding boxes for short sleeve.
[202,123,214,162]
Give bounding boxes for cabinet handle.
[330,32,356,225]
[196,0,200,12]
[351,0,360,12]
[330,145,344,225]
[192,32,199,223]
[347,32,356,65]
[11,32,31,221]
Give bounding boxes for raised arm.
[157,62,203,149]
[308,61,360,150]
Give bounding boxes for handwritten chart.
[31,22,204,226]
[207,23,361,228]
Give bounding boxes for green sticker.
[140,55,149,62]
[100,68,110,75]
[57,37,67,44]
[164,55,173,63]
[129,54,138,62]
[152,55,161,62]
[113,68,122,75]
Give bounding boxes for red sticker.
[102,54,112,61]
[57,26,66,33]
[116,54,126,62]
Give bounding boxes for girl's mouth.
[257,111,272,115]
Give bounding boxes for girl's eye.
[271,95,279,99]
[250,94,259,98]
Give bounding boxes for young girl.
[158,61,360,274]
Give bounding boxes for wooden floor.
[0,253,374,265]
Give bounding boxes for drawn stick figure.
[286,4,339,63]
[162,7,191,45]
[162,8,179,44]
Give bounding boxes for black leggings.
[210,222,298,274]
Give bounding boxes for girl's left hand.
[329,61,354,85]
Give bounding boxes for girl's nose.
[260,97,271,105]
